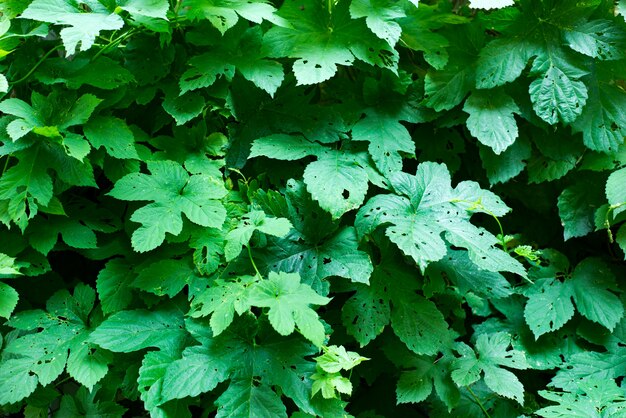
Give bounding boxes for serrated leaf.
[249,134,325,160]
[248,271,330,346]
[349,0,405,46]
[356,162,525,276]
[606,167,626,217]
[161,345,230,402]
[119,0,170,20]
[90,306,187,352]
[564,20,626,60]
[303,151,369,219]
[224,210,292,261]
[557,179,605,240]
[84,116,138,160]
[479,137,531,185]
[216,380,287,418]
[21,0,124,55]
[391,294,452,356]
[108,160,226,252]
[452,333,528,404]
[463,89,519,154]
[529,65,588,125]
[263,0,397,85]
[162,91,205,126]
[568,258,623,330]
[184,0,287,34]
[0,281,19,318]
[524,278,575,339]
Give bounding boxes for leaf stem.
[8,45,63,87]
[247,245,262,279]
[1,154,11,176]
[466,385,492,418]
[92,28,138,61]
[604,202,626,243]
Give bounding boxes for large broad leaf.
[524,278,575,339]
[263,0,397,85]
[224,210,292,261]
[247,271,330,346]
[183,0,287,34]
[108,160,227,252]
[21,0,124,55]
[463,89,519,154]
[356,162,525,277]
[452,333,529,404]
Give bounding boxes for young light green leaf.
[606,167,626,218]
[118,0,170,20]
[349,0,405,46]
[315,345,368,373]
[248,271,330,346]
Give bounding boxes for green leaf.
[606,167,626,217]
[568,258,623,331]
[536,379,626,417]
[21,0,124,55]
[479,137,531,185]
[108,160,226,252]
[215,380,287,418]
[250,134,325,161]
[161,345,230,402]
[463,89,519,154]
[180,27,284,96]
[84,116,138,160]
[572,72,626,153]
[475,38,538,88]
[36,57,135,90]
[356,162,525,276]
[263,0,397,85]
[162,91,205,126]
[351,109,415,175]
[183,0,287,34]
[0,281,19,318]
[529,64,588,125]
[315,345,368,373]
[564,20,626,60]
[133,258,197,297]
[524,278,575,339]
[349,0,405,46]
[557,179,605,240]
[224,210,292,261]
[248,271,330,346]
[452,333,529,404]
[303,151,369,219]
[96,258,135,314]
[423,66,473,111]
[391,294,453,356]
[118,0,170,20]
[90,306,188,352]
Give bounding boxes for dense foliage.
[1,0,626,416]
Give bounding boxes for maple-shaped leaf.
[550,345,626,392]
[452,332,529,404]
[356,162,525,276]
[21,0,124,55]
[108,159,227,252]
[180,26,283,96]
[537,379,626,417]
[263,0,398,85]
[254,180,373,295]
[189,275,255,335]
[349,0,406,47]
[247,271,330,346]
[0,285,110,404]
[0,90,101,144]
[224,210,292,261]
[183,0,288,34]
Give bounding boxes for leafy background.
[1,0,626,416]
